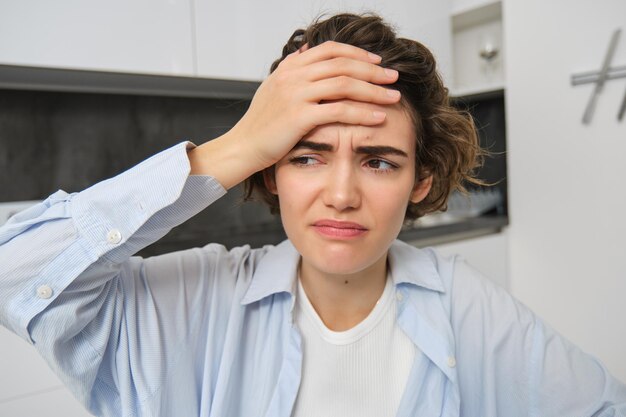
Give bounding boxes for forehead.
[301,102,415,150]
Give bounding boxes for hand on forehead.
[303,99,414,151]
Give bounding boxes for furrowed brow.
[292,140,334,152]
[355,145,408,158]
[292,141,408,158]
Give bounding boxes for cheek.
[375,190,410,215]
[367,179,414,219]
[275,170,317,210]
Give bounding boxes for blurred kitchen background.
[0,0,624,415]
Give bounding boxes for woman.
[1,12,625,417]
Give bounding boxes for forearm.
[0,141,226,342]
[187,130,265,190]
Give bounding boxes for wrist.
[187,131,263,190]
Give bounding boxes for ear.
[410,174,433,204]
[262,167,278,195]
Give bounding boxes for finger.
[286,46,304,58]
[300,56,398,84]
[281,43,310,67]
[302,76,401,105]
[311,100,388,126]
[284,42,309,61]
[293,40,382,66]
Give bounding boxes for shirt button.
[396,291,404,301]
[36,285,53,299]
[106,229,122,244]
[447,356,457,368]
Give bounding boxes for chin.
[294,236,388,276]
[306,255,373,276]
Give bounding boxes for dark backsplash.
[453,93,508,215]
[0,88,507,256]
[0,88,285,256]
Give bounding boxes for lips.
[311,219,368,239]
[312,219,368,230]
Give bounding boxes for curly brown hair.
[244,12,487,220]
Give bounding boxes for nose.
[321,160,362,212]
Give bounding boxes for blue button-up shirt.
[1,141,625,417]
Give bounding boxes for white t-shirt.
[291,273,417,417]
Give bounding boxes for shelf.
[0,64,261,100]
[452,0,502,31]
[399,215,509,247]
[450,83,505,99]
[450,0,504,100]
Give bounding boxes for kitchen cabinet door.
[193,0,452,83]
[0,0,194,76]
[193,1,326,81]
[429,230,509,290]
[0,326,91,416]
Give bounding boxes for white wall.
[504,0,626,381]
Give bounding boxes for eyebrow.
[293,140,409,158]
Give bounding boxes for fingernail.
[372,111,386,120]
[368,52,382,62]
[384,68,398,78]
[386,89,401,98]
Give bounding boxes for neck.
[299,252,388,331]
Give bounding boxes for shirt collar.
[240,239,445,306]
[387,239,445,292]
[240,239,300,306]
[240,238,457,383]
[389,241,456,383]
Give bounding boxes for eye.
[365,158,397,172]
[289,156,320,166]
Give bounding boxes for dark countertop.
[398,214,509,247]
[140,214,509,257]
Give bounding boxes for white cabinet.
[0,327,91,417]
[0,0,195,76]
[0,386,91,417]
[0,1,453,83]
[193,1,307,81]
[193,0,452,83]
[429,230,509,289]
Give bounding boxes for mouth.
[311,219,368,239]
